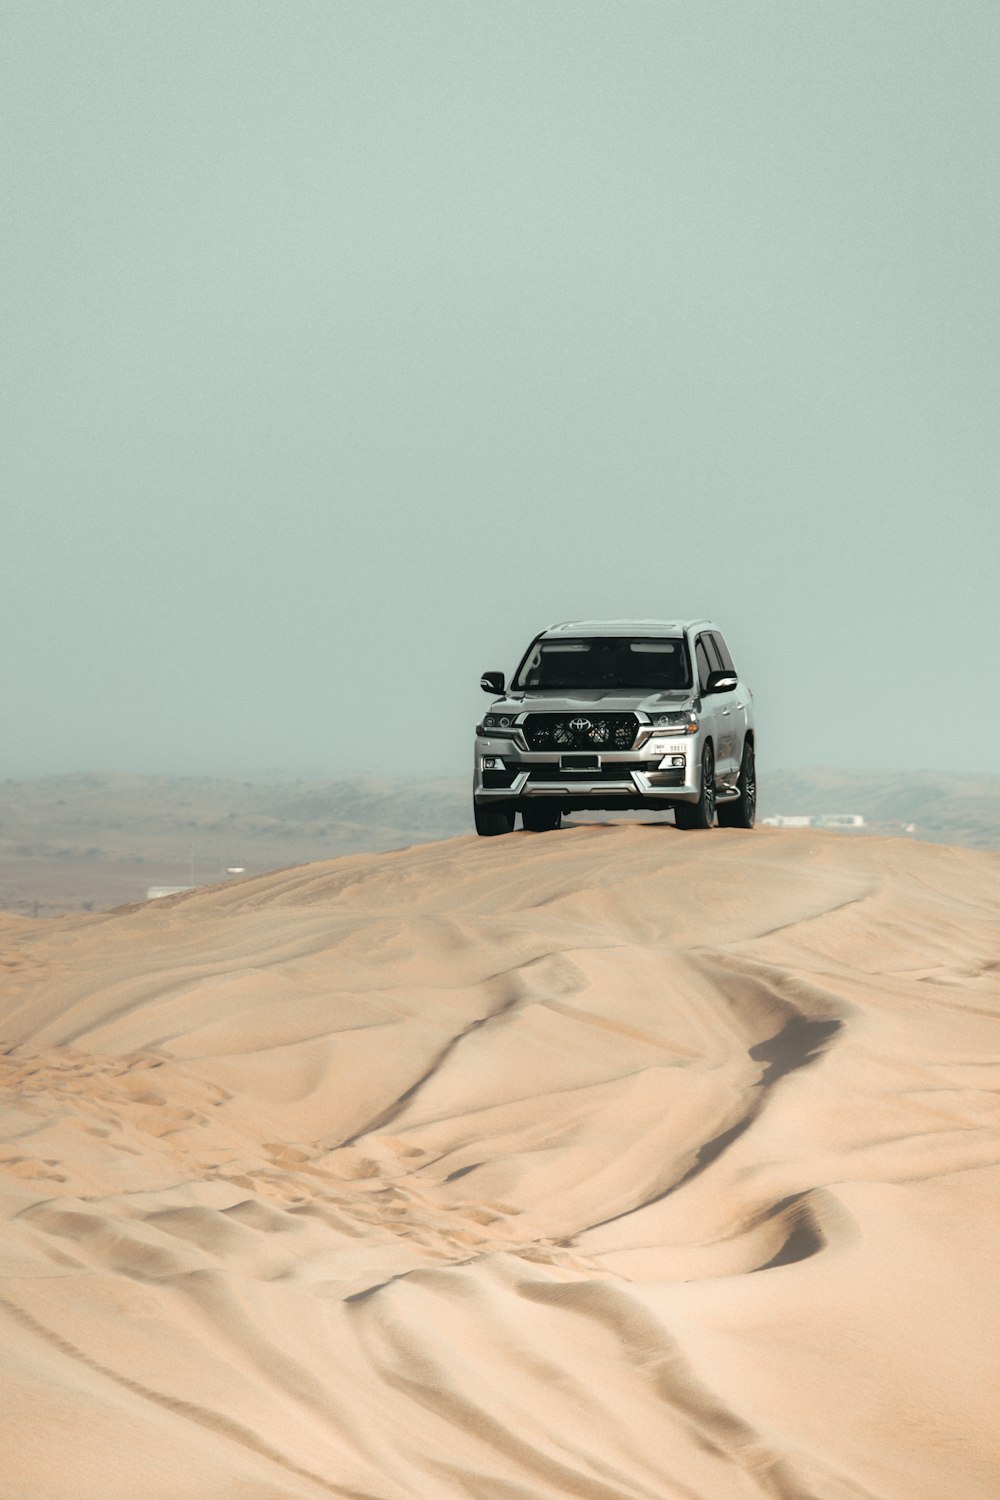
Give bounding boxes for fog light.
[482,756,502,770]
[671,755,686,767]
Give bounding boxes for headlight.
[651,711,699,733]
[482,713,519,733]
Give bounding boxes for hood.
[489,688,696,716]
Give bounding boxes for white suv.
[474,619,755,836]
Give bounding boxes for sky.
[3,1,998,778]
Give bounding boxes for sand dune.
[3,767,999,920]
[1,825,999,1499]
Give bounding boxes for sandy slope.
[1,826,998,1500]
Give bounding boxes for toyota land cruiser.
[473,619,755,836]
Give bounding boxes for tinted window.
[514,637,692,691]
[695,637,713,691]
[711,632,735,672]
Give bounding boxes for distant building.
[760,813,865,831]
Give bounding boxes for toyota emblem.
[569,717,592,732]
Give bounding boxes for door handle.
[721,708,731,716]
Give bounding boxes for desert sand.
[1,824,998,1499]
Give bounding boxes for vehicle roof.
[538,619,715,639]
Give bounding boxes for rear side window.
[710,633,735,672]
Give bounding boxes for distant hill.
[1,767,997,916]
[759,767,1000,849]
[0,772,470,917]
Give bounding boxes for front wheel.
[718,741,756,828]
[674,742,716,830]
[474,799,515,837]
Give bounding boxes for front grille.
[527,761,647,781]
[522,713,639,752]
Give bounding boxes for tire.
[674,742,716,830]
[718,740,756,829]
[520,801,562,833]
[474,799,515,837]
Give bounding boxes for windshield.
[514,637,692,692]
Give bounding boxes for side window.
[695,636,713,691]
[711,633,735,672]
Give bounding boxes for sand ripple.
[1,826,998,1498]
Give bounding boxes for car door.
[709,630,745,780]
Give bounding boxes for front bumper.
[473,730,702,807]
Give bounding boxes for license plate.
[560,754,599,771]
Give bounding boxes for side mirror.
[480,670,505,695]
[704,670,738,694]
